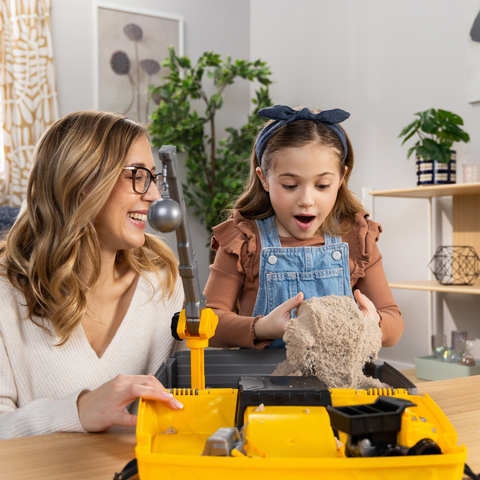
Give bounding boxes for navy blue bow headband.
[255,105,350,165]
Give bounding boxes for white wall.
[50,0,251,288]
[251,0,480,367]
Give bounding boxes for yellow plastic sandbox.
[135,386,467,480]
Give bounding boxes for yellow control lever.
[177,308,219,390]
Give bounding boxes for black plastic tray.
[155,349,417,394]
[327,396,417,440]
[235,375,332,427]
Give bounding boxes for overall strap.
[324,231,342,245]
[255,216,282,248]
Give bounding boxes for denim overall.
[252,215,353,349]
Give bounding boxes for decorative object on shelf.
[430,331,476,367]
[428,245,480,286]
[460,338,476,366]
[415,354,480,380]
[416,153,456,186]
[431,333,448,361]
[398,108,470,186]
[463,162,480,183]
[450,330,468,362]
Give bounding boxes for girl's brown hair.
[234,114,365,236]
[0,111,178,345]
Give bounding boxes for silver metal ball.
[147,198,183,233]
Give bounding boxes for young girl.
[204,105,404,349]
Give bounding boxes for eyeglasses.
[122,166,162,194]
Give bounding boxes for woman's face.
[94,136,160,255]
[256,143,346,240]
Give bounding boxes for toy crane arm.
[149,145,218,391]
[158,145,205,336]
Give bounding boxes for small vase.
[416,151,456,186]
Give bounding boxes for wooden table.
[416,375,480,476]
[1,375,479,480]
[0,425,137,480]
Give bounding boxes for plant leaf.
[399,119,419,138]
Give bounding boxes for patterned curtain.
[0,0,58,206]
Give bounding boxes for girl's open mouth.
[294,215,315,229]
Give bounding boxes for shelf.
[388,280,480,295]
[369,182,480,199]
[372,182,480,373]
[370,182,480,262]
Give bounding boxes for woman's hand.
[354,289,381,325]
[254,292,304,341]
[77,373,183,432]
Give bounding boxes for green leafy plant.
[148,47,273,255]
[399,108,470,163]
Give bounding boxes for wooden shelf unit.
[388,280,480,295]
[370,182,480,199]
[370,182,480,294]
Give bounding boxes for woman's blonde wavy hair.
[0,111,178,345]
[234,111,365,236]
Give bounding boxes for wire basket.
[428,246,480,286]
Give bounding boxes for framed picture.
[467,0,480,103]
[94,3,183,123]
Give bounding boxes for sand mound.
[272,295,387,389]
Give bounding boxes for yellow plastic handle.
[176,308,219,390]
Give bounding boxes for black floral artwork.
[110,51,130,74]
[109,23,161,122]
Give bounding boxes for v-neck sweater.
[0,270,184,439]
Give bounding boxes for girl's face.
[256,143,346,240]
[94,136,160,255]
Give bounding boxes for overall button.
[332,251,342,260]
[268,255,278,265]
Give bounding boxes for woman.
[0,111,184,439]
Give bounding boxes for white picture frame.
[467,0,480,103]
[93,3,184,123]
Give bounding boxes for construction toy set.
[135,146,468,480]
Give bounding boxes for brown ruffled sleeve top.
[204,211,404,349]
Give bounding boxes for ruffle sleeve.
[210,211,258,282]
[347,212,383,287]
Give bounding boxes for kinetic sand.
[272,295,387,389]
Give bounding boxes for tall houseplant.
[399,108,470,186]
[149,48,273,261]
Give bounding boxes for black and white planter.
[416,151,457,186]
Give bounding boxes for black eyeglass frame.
[122,166,162,194]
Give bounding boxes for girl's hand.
[77,373,183,432]
[354,289,381,325]
[254,292,304,341]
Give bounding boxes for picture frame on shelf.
[93,3,184,124]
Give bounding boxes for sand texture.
[271,295,388,389]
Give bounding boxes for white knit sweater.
[0,270,184,439]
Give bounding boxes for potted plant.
[399,108,470,186]
[149,48,273,262]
